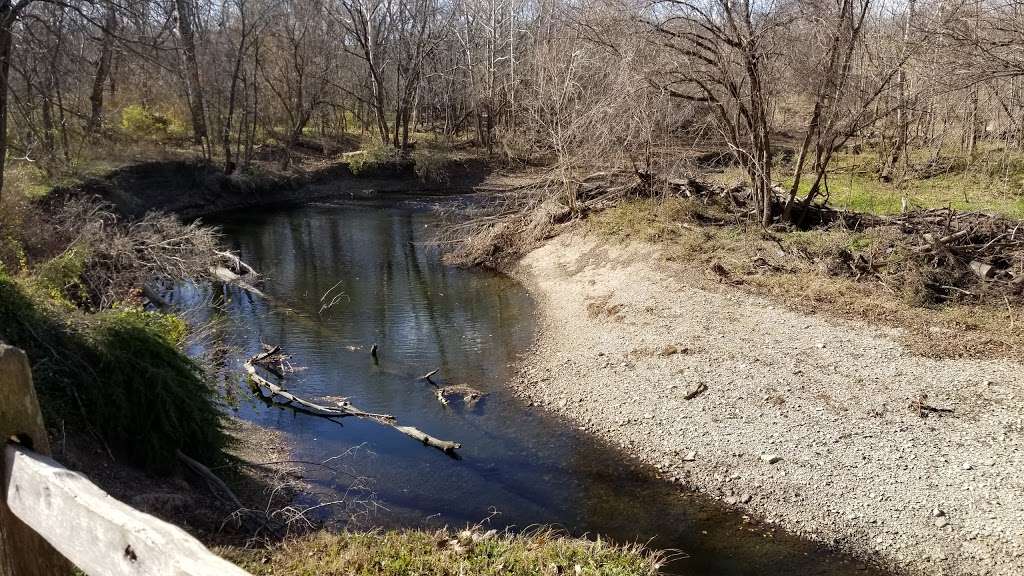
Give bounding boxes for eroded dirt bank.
[511,231,1024,576]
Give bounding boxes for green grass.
[0,275,227,472]
[224,529,663,576]
[711,147,1024,218]
[811,170,1024,217]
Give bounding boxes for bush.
[0,278,227,472]
[346,146,410,177]
[120,105,187,141]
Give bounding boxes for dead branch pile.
[894,208,1024,287]
[245,346,461,455]
[44,196,261,309]
[807,208,1024,303]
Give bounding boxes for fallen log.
[214,250,260,277]
[210,265,268,299]
[244,351,461,455]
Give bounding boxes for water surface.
[183,199,888,576]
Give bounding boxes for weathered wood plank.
[0,343,74,576]
[3,445,252,576]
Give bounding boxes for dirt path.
[511,232,1024,576]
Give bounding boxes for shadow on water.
[178,199,891,576]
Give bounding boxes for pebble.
[935,517,950,529]
[761,454,782,464]
[682,451,696,462]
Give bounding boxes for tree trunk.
[173,0,209,147]
[222,23,247,174]
[0,8,15,203]
[86,2,117,138]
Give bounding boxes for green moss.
[0,277,226,472]
[225,529,662,576]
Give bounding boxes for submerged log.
[244,350,461,455]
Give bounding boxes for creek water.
[180,198,889,576]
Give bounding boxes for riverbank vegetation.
[0,196,230,470]
[588,197,1024,361]
[224,528,662,576]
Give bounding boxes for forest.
[2,0,1024,213]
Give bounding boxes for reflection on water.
[181,199,887,576]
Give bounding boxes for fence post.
[0,344,74,576]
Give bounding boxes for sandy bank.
[511,231,1024,576]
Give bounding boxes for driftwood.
[210,265,268,299]
[214,250,260,277]
[434,384,486,408]
[244,349,461,454]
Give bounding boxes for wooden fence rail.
[0,344,252,576]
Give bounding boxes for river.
[177,198,889,576]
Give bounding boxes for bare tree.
[647,0,787,226]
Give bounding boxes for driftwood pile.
[245,346,461,455]
[894,208,1024,288]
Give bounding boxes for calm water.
[179,199,888,576]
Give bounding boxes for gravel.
[511,234,1024,576]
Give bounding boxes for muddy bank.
[511,231,1024,576]
[53,156,495,219]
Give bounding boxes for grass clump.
[225,528,662,576]
[0,276,227,472]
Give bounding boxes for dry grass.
[222,527,663,576]
[443,191,575,268]
[586,198,1024,362]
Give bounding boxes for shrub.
[34,247,89,306]
[120,105,186,141]
[0,278,227,472]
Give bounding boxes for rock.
[761,454,782,464]
[740,493,752,504]
[682,451,696,462]
[932,508,946,518]
[962,463,974,470]
[935,517,950,529]
[658,344,680,356]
